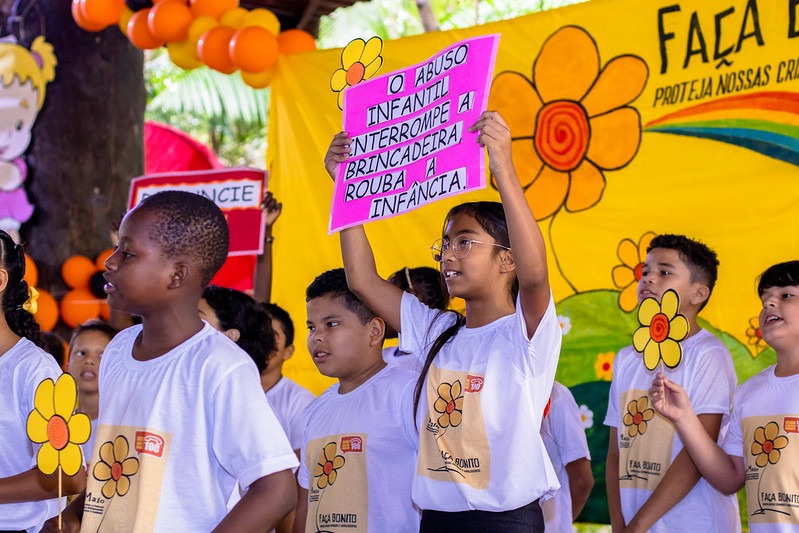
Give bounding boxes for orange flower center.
[534,100,590,172]
[650,313,670,343]
[763,440,774,453]
[633,412,643,425]
[324,461,334,475]
[634,263,644,281]
[346,62,366,87]
[47,415,69,450]
[446,400,455,414]
[111,461,123,481]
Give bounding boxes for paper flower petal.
[534,26,599,103]
[488,72,541,138]
[633,326,650,352]
[34,379,55,420]
[361,37,383,65]
[524,165,569,221]
[660,338,682,368]
[26,409,49,443]
[669,315,689,341]
[37,442,59,475]
[565,159,605,212]
[53,375,78,419]
[643,340,661,370]
[586,107,641,170]
[638,298,660,325]
[341,39,365,69]
[582,55,648,117]
[660,290,680,319]
[363,55,383,79]
[60,443,84,476]
[330,68,347,92]
[68,413,91,445]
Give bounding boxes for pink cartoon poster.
[330,34,499,233]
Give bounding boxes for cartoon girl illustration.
[0,35,56,240]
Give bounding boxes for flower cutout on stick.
[330,36,383,110]
[633,289,689,371]
[313,442,346,489]
[26,373,91,476]
[488,26,647,220]
[434,381,464,428]
[93,436,139,498]
[751,421,788,468]
[612,232,656,312]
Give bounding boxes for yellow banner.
[268,0,796,399]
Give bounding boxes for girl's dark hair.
[0,232,41,346]
[203,285,275,373]
[388,267,449,311]
[758,261,799,296]
[412,201,514,419]
[69,319,117,355]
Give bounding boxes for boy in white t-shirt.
[651,260,799,531]
[295,268,419,533]
[604,234,740,532]
[55,191,298,532]
[540,381,594,532]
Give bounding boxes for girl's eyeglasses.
[430,234,511,262]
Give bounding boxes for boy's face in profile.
[638,247,706,312]
[264,317,293,373]
[306,294,381,383]
[104,207,173,315]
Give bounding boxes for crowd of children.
[0,110,796,533]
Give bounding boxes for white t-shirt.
[541,381,591,533]
[382,344,422,373]
[266,376,315,451]
[722,366,799,532]
[80,323,298,532]
[0,338,63,532]
[400,292,561,512]
[604,329,741,533]
[298,364,420,533]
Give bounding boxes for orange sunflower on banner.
[488,25,648,220]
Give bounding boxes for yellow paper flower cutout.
[330,36,383,110]
[751,421,788,468]
[488,26,647,220]
[93,436,139,499]
[612,232,656,312]
[434,380,464,428]
[26,373,91,476]
[595,352,615,381]
[313,442,345,489]
[746,316,768,356]
[622,396,654,438]
[632,289,689,371]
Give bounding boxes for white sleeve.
[684,342,735,416]
[211,362,298,490]
[721,388,744,457]
[549,386,591,464]
[604,354,622,429]
[522,295,561,377]
[399,291,455,361]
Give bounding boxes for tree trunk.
[12,0,145,292]
[415,0,440,32]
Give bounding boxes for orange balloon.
[23,254,38,287]
[83,0,125,26]
[241,69,273,89]
[190,0,238,20]
[197,26,237,73]
[72,0,107,32]
[229,26,278,73]
[243,8,279,35]
[95,248,114,271]
[62,255,96,289]
[127,9,165,50]
[34,289,59,332]
[277,29,316,55]
[60,289,101,329]
[148,1,193,42]
[118,6,134,35]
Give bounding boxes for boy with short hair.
[604,234,740,532]
[295,268,419,533]
[63,191,298,531]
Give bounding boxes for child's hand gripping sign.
[26,373,91,529]
[329,34,500,233]
[633,289,689,371]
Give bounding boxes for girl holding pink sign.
[326,110,560,531]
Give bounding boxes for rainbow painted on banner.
[645,91,799,167]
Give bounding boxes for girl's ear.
[223,328,241,342]
[498,250,516,273]
[0,268,8,294]
[368,317,385,347]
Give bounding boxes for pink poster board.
[330,34,500,233]
[128,168,266,256]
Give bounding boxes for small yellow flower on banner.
[632,289,689,371]
[330,36,383,110]
[22,285,39,314]
[26,373,91,476]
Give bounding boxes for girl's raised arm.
[468,111,550,337]
[325,133,404,333]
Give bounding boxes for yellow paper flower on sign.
[26,373,91,476]
[632,289,689,371]
[612,232,656,312]
[330,36,383,110]
[488,26,647,220]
